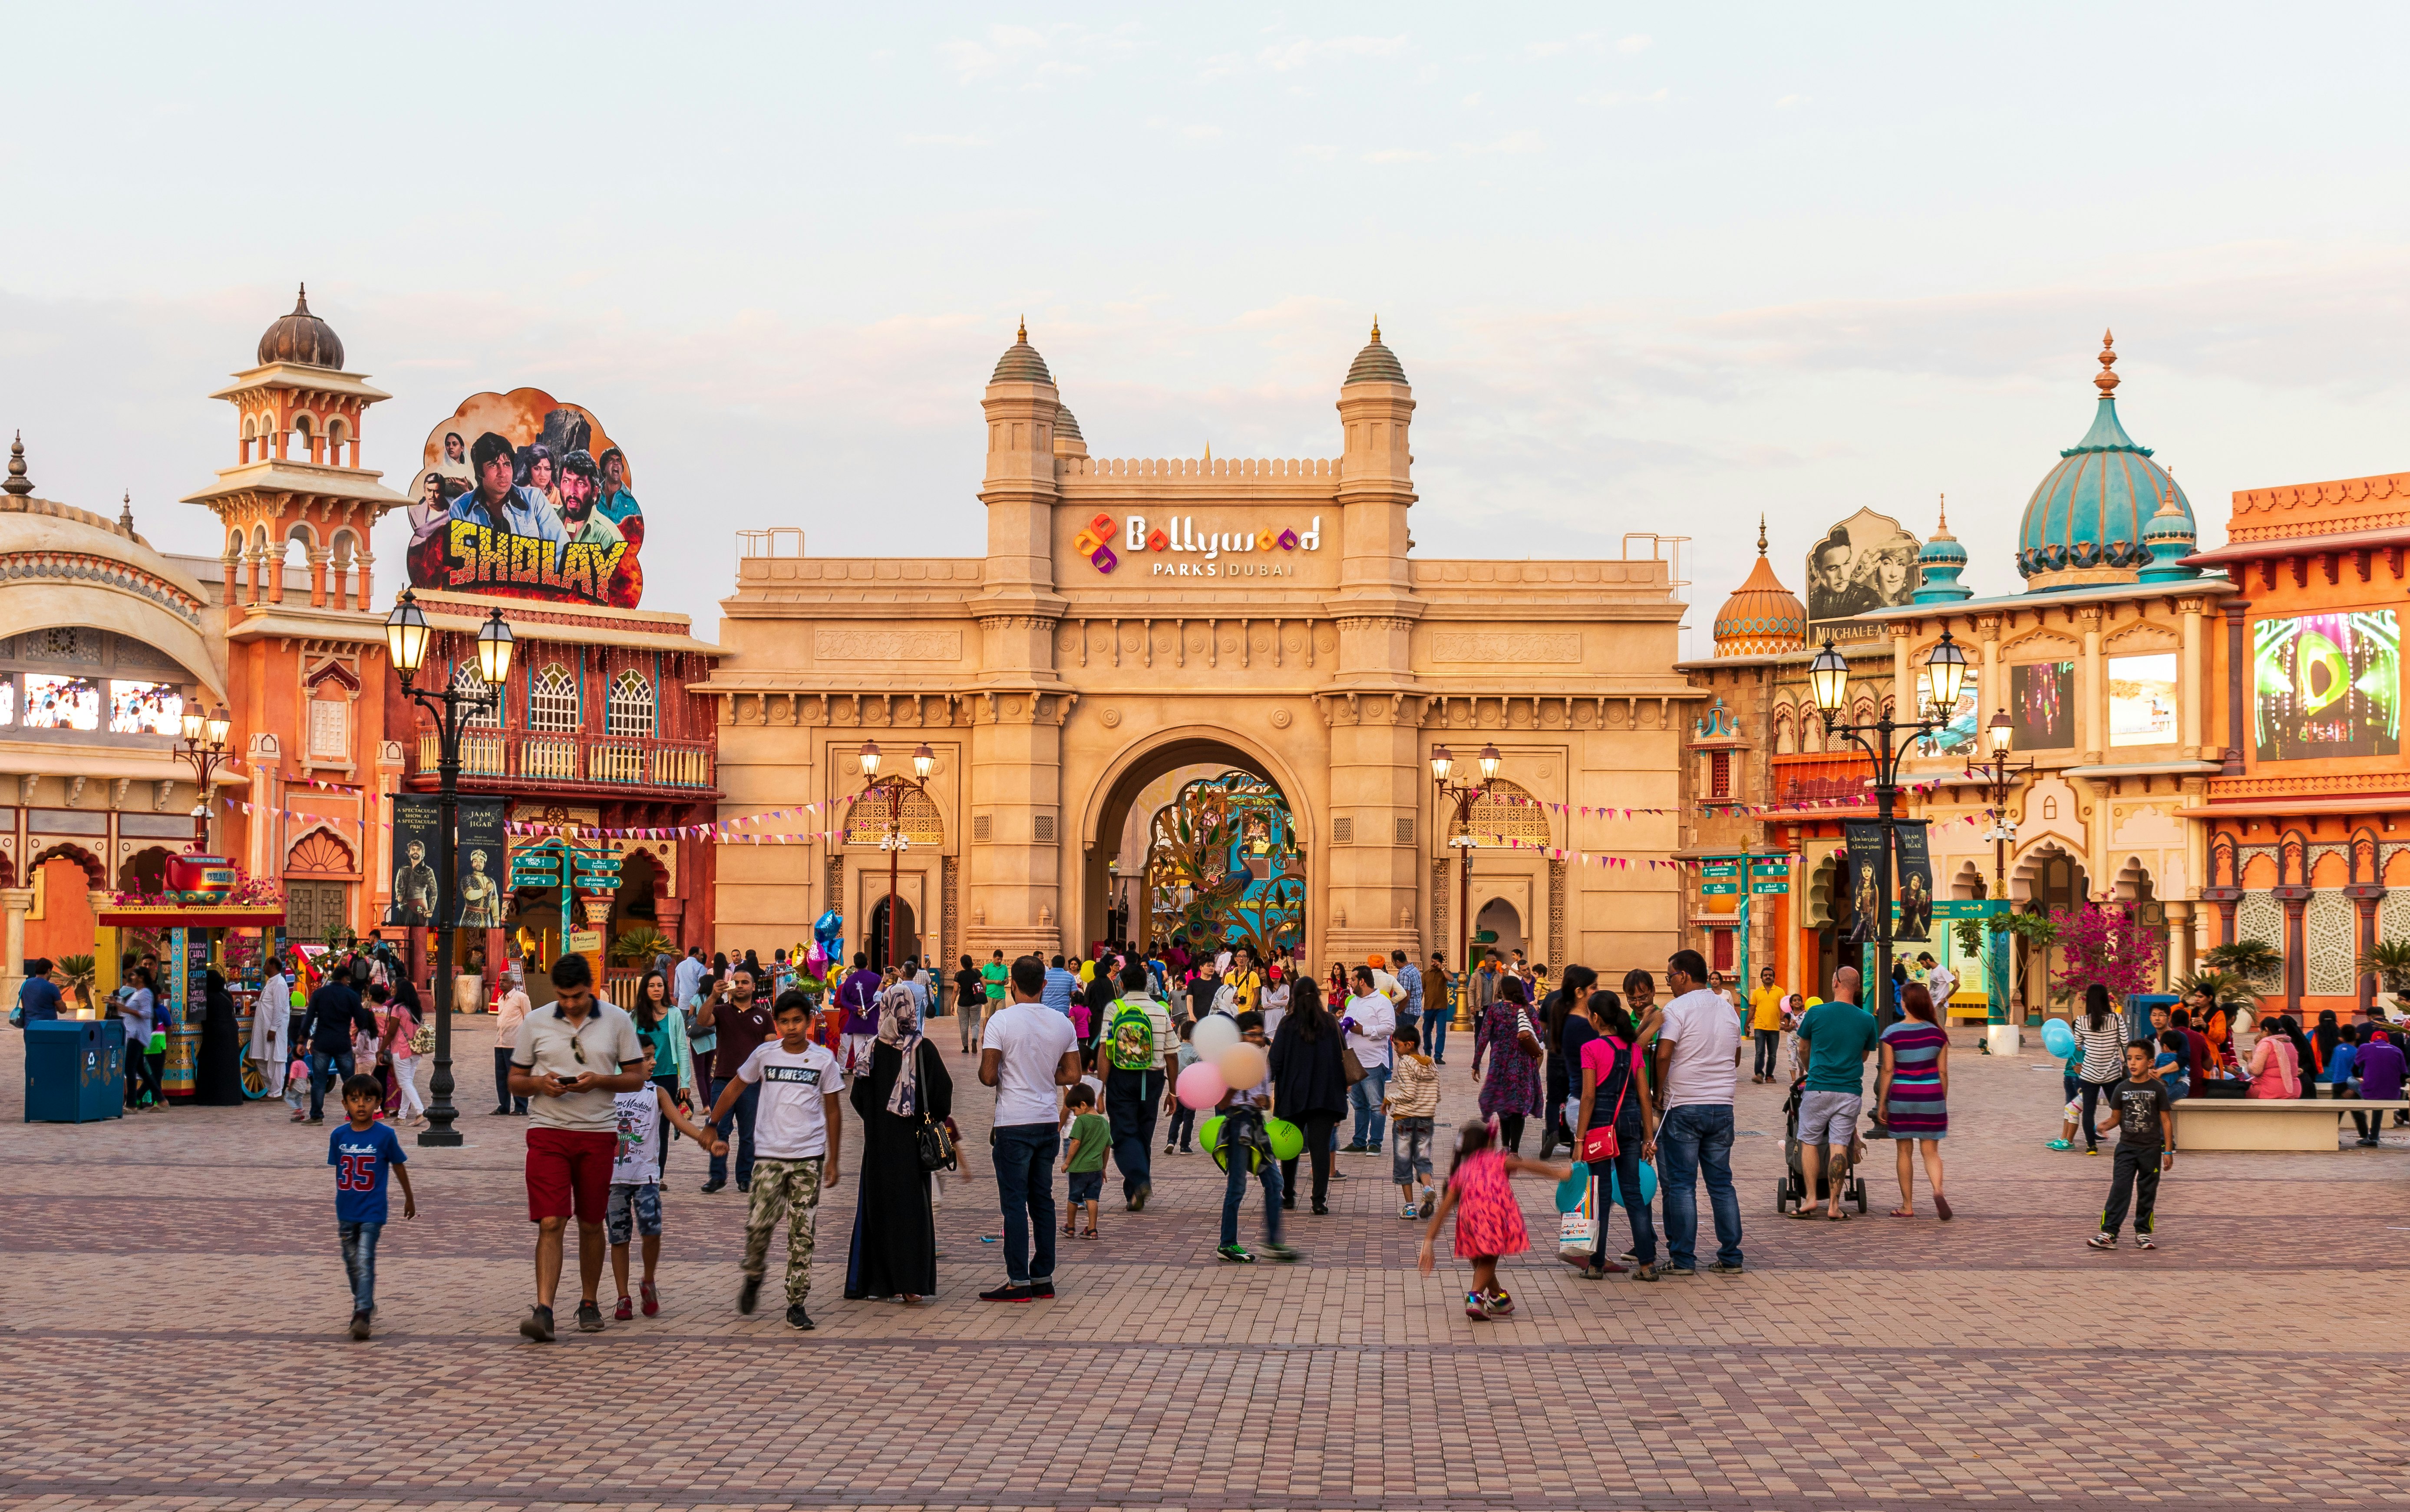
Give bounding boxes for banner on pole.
[455,797,508,930]
[386,795,442,927]
[1892,818,1933,942]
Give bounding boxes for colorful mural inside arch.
[1144,770,1304,958]
[405,389,644,607]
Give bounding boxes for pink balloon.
[1175,1061,1228,1111]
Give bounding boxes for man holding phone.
[509,954,647,1341]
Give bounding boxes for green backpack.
[1105,996,1159,1072]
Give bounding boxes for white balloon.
[1192,1013,1240,1062]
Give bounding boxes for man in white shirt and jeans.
[979,955,1081,1302]
[1650,948,1746,1277]
[1339,964,1398,1155]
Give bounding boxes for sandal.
[1080,1228,1098,1240]
[1784,1206,1821,1220]
[1826,1209,1853,1221]
[1889,1206,1915,1218]
[1933,1194,1953,1221]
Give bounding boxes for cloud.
[1464,131,1544,156]
[902,132,991,148]
[1581,87,1670,107]
[1773,93,1807,109]
[1180,123,1223,141]
[1363,148,1439,164]
[939,25,1046,83]
[1256,34,1408,72]
[937,23,1142,87]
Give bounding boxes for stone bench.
[2172,1097,2410,1152]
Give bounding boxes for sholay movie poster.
[405,389,644,608]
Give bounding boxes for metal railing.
[416,732,714,790]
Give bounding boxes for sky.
[7,4,2410,652]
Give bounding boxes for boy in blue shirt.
[330,1074,416,1340]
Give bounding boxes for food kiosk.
[96,856,286,1100]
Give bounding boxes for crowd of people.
[26,927,2400,1341]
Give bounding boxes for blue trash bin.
[24,1019,126,1122]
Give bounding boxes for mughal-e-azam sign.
[403,388,646,607]
[1073,513,1323,577]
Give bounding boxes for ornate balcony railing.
[414,732,714,791]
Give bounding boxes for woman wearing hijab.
[192,969,246,1104]
[845,982,953,1302]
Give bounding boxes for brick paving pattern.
[5,1019,2407,1511]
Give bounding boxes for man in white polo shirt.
[1649,948,1745,1278]
[978,956,1080,1303]
[508,954,647,1341]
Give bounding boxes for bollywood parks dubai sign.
[1070,512,1324,579]
[402,388,648,608]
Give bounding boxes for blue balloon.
[1555,1162,1592,1212]
[1607,1160,1658,1207]
[2041,1019,2076,1060]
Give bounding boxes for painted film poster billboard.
[2254,610,2400,760]
[1805,507,1922,642]
[405,389,644,608]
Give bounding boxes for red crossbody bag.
[1579,1037,1633,1163]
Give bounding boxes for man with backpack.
[1100,961,1179,1212]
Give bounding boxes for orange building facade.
[2186,470,2410,1018]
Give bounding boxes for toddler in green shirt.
[1061,1084,1109,1239]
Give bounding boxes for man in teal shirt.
[1792,966,1878,1220]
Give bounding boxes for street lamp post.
[1430,742,1500,1031]
[1967,710,2036,1030]
[383,587,514,1149]
[1807,629,1968,1018]
[856,740,934,972]
[173,705,234,849]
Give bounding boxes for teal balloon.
[1264,1117,1304,1162]
[2041,1020,2076,1060]
[1606,1160,1657,1206]
[1555,1162,1592,1212]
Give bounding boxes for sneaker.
[1163,1143,1175,1154]
[2136,1233,2156,1250]
[575,1301,605,1332]
[1340,1143,1367,1154]
[1633,1263,1659,1282]
[1030,1279,1056,1298]
[2086,1232,2117,1250]
[1129,1182,1150,1213]
[736,1179,751,1192]
[1662,1265,1698,1279]
[738,1275,763,1314]
[348,1310,372,1341]
[2044,1139,2073,1151]
[1327,1169,1348,1181]
[1578,1261,1625,1280]
[290,1110,307,1122]
[699,1179,726,1194]
[1216,1244,1257,1263]
[490,1106,512,1115]
[786,1304,815,1331]
[1400,1202,1419,1219]
[1366,1145,1383,1156]
[979,1282,1036,1302]
[1481,1288,1515,1317]
[1617,1250,1637,1265]
[1464,1289,1489,1320]
[1420,1187,1436,1219]
[640,1280,660,1317]
[1706,1262,1746,1276]
[519,1305,555,1343]
[613,1295,633,1321]
[2085,1148,2100,1157]
[1311,1202,1329,1216]
[1261,1242,1301,1263]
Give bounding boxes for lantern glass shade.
[858,740,882,777]
[383,590,430,675]
[912,743,934,779]
[181,710,205,742]
[1809,640,1849,714]
[475,609,515,686]
[1429,746,1453,782]
[1988,710,2014,755]
[1478,743,1502,781]
[205,708,231,747]
[1924,630,1968,714]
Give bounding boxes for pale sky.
[7,4,2409,648]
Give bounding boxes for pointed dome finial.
[2095,328,2119,398]
[1938,491,1948,531]
[1756,514,1767,555]
[119,491,134,533]
[1017,315,1027,343]
[3,431,31,498]
[1371,314,1380,342]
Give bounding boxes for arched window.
[528,664,579,732]
[452,662,501,727]
[1463,779,1551,849]
[604,669,655,737]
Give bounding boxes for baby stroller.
[1776,1073,1867,1215]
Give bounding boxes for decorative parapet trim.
[1058,456,1338,480]
[0,550,205,625]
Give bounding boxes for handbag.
[1340,1046,1367,1085]
[1514,1006,1543,1058]
[916,1114,958,1173]
[1578,1041,1633,1163]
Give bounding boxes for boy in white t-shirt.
[706,992,845,1331]
[608,1043,726,1321]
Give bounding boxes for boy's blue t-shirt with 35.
[330,1120,407,1223]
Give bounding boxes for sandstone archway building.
[703,327,1701,978]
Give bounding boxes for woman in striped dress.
[1875,982,1952,1220]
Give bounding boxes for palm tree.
[2356,938,2410,997]
[2202,939,2282,988]
[55,953,97,1012]
[2173,968,2256,1017]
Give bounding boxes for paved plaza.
[5,1018,2408,1512]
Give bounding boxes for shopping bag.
[1556,1176,1598,1264]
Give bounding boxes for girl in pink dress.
[1417,1118,1571,1319]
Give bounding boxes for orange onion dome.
[1713,517,1808,656]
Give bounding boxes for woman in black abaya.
[193,969,246,1105]
[844,986,952,1302]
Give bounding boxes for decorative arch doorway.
[1086,735,1306,962]
[868,895,921,973]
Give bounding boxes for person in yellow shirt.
[1748,965,1786,1084]
[1223,945,1264,1015]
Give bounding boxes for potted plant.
[609,925,674,968]
[55,954,97,1015]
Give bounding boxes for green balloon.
[1198,1115,1225,1156]
[1264,1116,1304,1162]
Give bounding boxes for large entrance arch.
[1083,734,1311,960]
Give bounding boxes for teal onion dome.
[1911,496,1973,603]
[2016,332,2194,591]
[2136,491,2201,585]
